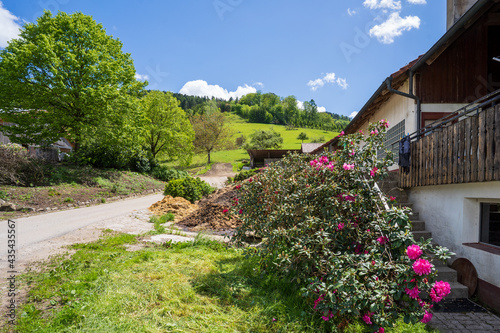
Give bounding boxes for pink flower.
[370,129,379,135]
[339,131,345,136]
[420,310,433,323]
[239,209,243,214]
[248,178,253,183]
[377,236,388,245]
[413,259,432,276]
[337,223,344,231]
[370,167,378,177]
[362,313,373,325]
[313,295,324,309]
[389,196,396,201]
[380,119,389,128]
[343,163,355,170]
[430,281,451,302]
[327,162,335,171]
[235,185,241,189]
[222,209,229,214]
[359,130,364,135]
[272,318,277,322]
[405,286,420,299]
[378,328,385,333]
[407,245,423,260]
[349,150,355,156]
[310,159,318,166]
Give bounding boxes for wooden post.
[478,111,486,182]
[495,106,500,180]
[464,117,472,183]
[471,115,479,182]
[485,108,494,181]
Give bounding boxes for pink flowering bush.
[231,121,453,331]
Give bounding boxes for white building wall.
[357,81,418,136]
[409,182,500,288]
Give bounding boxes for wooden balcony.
[400,104,500,188]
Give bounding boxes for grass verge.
[7,234,438,333]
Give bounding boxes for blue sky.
[0,0,446,117]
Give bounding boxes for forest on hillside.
[172,92,350,132]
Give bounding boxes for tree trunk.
[207,150,211,164]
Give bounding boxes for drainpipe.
[385,73,422,134]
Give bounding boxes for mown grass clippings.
[7,234,438,333]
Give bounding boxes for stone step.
[378,180,399,189]
[409,211,419,220]
[411,220,426,231]
[396,202,414,210]
[435,266,458,282]
[447,281,469,299]
[412,230,432,241]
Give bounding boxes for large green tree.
[0,11,145,151]
[191,103,232,164]
[244,128,283,150]
[141,91,194,165]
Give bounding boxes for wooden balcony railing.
[400,104,500,187]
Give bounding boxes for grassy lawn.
[167,113,339,173]
[8,233,438,333]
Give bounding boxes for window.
[481,203,500,247]
[377,119,405,164]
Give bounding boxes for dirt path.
[197,163,236,189]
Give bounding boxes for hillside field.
[170,113,339,172]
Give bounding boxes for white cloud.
[318,106,327,113]
[407,0,426,4]
[323,73,337,83]
[336,78,349,90]
[135,73,149,81]
[307,78,325,91]
[308,72,348,91]
[363,0,401,10]
[347,8,357,16]
[0,2,21,48]
[349,111,358,118]
[179,80,257,100]
[253,82,264,88]
[369,12,420,44]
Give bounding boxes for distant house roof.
[247,149,300,160]
[301,143,323,153]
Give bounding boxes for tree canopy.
[141,91,194,165]
[244,129,283,150]
[191,103,233,164]
[0,11,145,151]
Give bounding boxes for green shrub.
[150,166,189,182]
[163,177,214,203]
[234,168,260,182]
[231,121,453,331]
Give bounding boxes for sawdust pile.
[177,185,241,232]
[148,186,241,232]
[148,196,198,222]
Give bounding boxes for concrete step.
[378,180,399,189]
[411,220,426,231]
[435,266,458,282]
[412,230,432,241]
[447,281,469,299]
[409,211,419,220]
[396,202,414,210]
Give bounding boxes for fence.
[400,104,500,187]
